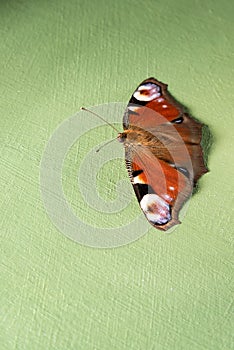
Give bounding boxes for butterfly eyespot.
[133,83,161,102]
[140,194,171,225]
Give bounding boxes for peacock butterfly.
[82,77,208,231]
[117,77,208,231]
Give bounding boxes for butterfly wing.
[125,146,193,230]
[123,77,207,230]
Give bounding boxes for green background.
[1,1,233,349]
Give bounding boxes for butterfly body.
[120,77,207,231]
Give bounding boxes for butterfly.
[117,77,208,231]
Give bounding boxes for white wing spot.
[128,106,140,113]
[133,175,145,184]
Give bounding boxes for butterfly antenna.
[80,107,120,133]
[95,138,117,153]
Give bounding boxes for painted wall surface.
[0,1,233,349]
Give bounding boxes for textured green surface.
[1,0,234,349]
